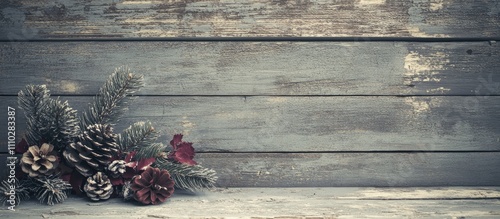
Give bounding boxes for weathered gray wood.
[2,151,499,187]
[1,41,499,95]
[1,0,499,39]
[195,152,500,187]
[2,188,500,218]
[1,96,499,153]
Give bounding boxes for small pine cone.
[108,160,126,178]
[63,124,119,177]
[20,143,58,177]
[83,172,114,201]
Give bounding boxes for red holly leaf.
[15,138,29,154]
[123,150,155,179]
[168,141,197,166]
[125,151,136,163]
[170,134,183,149]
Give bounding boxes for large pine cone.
[130,167,175,205]
[20,143,58,177]
[63,124,119,177]
[83,172,114,201]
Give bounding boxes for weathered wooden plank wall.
[0,0,499,187]
[1,0,499,39]
[1,42,499,96]
[2,96,500,152]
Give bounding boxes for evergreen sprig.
[81,66,144,129]
[18,85,79,151]
[0,179,30,206]
[31,176,72,206]
[118,121,158,152]
[155,158,218,192]
[43,98,80,150]
[136,143,166,160]
[18,85,50,146]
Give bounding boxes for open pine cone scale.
[20,143,59,177]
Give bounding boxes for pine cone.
[130,167,175,205]
[20,143,58,177]
[108,160,126,178]
[63,124,119,177]
[83,172,114,201]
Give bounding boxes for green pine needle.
[118,121,158,153]
[81,66,144,129]
[155,158,218,192]
[136,143,166,160]
[18,85,51,145]
[31,177,72,206]
[18,85,79,150]
[0,179,30,206]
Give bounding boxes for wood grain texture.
[0,0,499,39]
[1,41,499,95]
[195,152,500,187]
[2,188,500,218]
[1,96,499,153]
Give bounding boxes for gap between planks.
[1,37,499,42]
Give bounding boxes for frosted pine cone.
[108,160,126,178]
[63,124,119,177]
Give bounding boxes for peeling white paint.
[181,116,195,135]
[267,97,287,103]
[430,1,444,11]
[47,79,80,93]
[407,27,450,38]
[404,97,431,114]
[121,1,155,5]
[339,188,500,199]
[59,80,80,93]
[427,87,451,94]
[357,0,386,6]
[404,51,450,85]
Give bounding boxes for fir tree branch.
[31,176,72,206]
[43,97,80,150]
[136,143,166,160]
[18,85,51,146]
[154,158,218,192]
[81,66,144,129]
[18,85,80,151]
[118,121,158,152]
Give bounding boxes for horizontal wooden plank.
[0,0,499,39]
[3,151,499,187]
[3,188,500,218]
[1,96,499,153]
[195,152,500,187]
[1,41,499,95]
